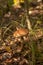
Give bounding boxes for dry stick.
[24,0,32,30]
[29,10,43,15]
[26,15,32,30]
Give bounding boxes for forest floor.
[0,0,43,65]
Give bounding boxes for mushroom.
[13,28,29,41]
[13,28,29,37]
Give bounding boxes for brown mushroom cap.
[13,28,29,38]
